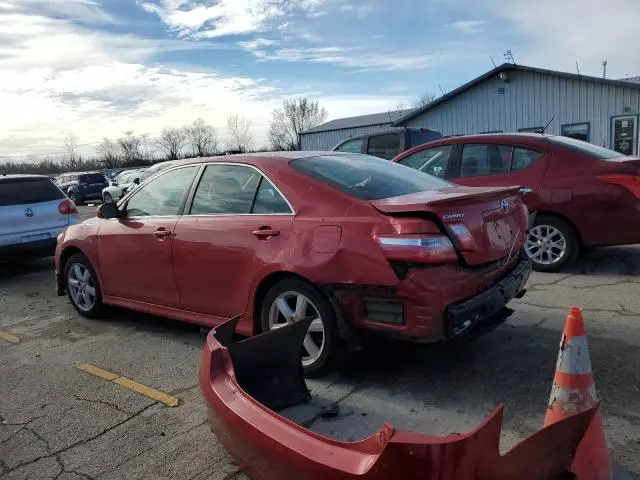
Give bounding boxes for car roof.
[163,151,354,169]
[0,174,50,181]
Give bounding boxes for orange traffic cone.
[544,307,611,479]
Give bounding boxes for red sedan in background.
[56,152,529,376]
[393,134,640,271]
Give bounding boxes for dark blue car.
[54,172,108,205]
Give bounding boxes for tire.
[64,253,105,318]
[525,215,579,272]
[260,278,342,377]
[68,191,82,206]
[103,192,113,204]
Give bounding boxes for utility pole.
[602,60,608,79]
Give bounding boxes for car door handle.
[252,228,280,238]
[519,188,534,195]
[152,228,172,239]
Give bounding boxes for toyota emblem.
[500,199,511,212]
[24,208,34,217]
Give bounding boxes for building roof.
[621,76,640,84]
[394,63,640,126]
[302,108,414,135]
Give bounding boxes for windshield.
[549,136,623,159]
[290,154,453,201]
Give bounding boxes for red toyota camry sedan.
[55,152,530,376]
[393,134,640,271]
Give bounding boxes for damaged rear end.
[200,317,596,480]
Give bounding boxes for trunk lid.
[371,186,527,265]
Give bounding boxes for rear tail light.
[375,234,457,264]
[599,174,640,198]
[59,199,78,215]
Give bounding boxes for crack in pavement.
[0,403,157,477]
[167,383,200,396]
[72,394,139,416]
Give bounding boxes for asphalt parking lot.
[1,206,639,479]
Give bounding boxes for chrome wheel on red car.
[525,215,579,272]
[268,291,326,368]
[64,253,104,318]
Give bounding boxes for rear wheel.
[260,278,342,377]
[68,191,82,206]
[525,215,579,272]
[64,253,104,318]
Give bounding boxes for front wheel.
[64,253,105,318]
[525,215,579,272]
[260,278,342,377]
[68,191,82,206]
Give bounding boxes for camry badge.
[442,213,465,220]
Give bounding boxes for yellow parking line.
[76,363,179,407]
[114,377,179,407]
[0,331,19,344]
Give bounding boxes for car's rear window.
[0,178,65,206]
[548,136,623,159]
[79,173,106,183]
[290,154,453,201]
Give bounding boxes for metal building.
[299,109,413,151]
[394,63,640,155]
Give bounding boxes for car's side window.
[335,138,363,153]
[459,144,512,177]
[398,145,452,178]
[512,147,543,172]
[190,164,260,215]
[366,133,401,160]
[252,177,292,214]
[125,166,197,217]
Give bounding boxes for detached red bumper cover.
[199,318,596,480]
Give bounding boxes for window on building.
[335,138,364,153]
[459,144,513,177]
[518,127,545,134]
[397,145,452,178]
[511,148,543,172]
[561,123,590,142]
[190,164,261,215]
[126,166,197,217]
[366,133,401,160]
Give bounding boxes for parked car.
[392,133,640,272]
[102,169,144,203]
[332,127,442,159]
[55,152,530,376]
[1,175,79,260]
[54,172,109,205]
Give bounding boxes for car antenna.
[542,116,555,133]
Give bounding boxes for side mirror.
[133,178,140,185]
[97,203,120,219]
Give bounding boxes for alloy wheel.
[67,263,97,312]
[268,291,325,367]
[525,224,567,265]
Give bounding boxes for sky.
[1,0,640,161]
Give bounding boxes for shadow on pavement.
[567,245,640,276]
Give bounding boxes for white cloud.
[241,43,455,72]
[141,0,326,38]
[10,0,118,24]
[484,0,640,77]
[340,4,374,19]
[448,20,485,34]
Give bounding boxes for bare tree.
[226,113,253,153]
[117,131,142,165]
[63,136,81,170]
[97,137,119,168]
[268,98,327,151]
[414,92,438,108]
[186,118,217,157]
[157,127,186,160]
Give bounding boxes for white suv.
[102,169,144,203]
